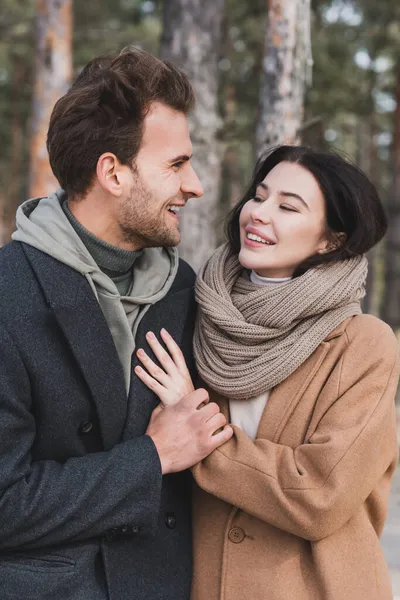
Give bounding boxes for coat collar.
[214,339,334,442]
[256,341,331,441]
[324,317,352,341]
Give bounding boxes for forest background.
[1,0,400,334]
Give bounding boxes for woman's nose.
[250,202,271,224]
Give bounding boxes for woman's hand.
[134,328,195,407]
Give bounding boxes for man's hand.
[146,388,233,474]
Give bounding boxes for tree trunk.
[29,0,73,198]
[255,0,312,157]
[160,0,224,272]
[382,62,400,331]
[2,57,26,243]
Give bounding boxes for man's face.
[117,102,204,249]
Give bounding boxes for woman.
[135,145,399,600]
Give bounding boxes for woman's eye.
[253,196,264,203]
[280,205,298,212]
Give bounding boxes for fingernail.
[146,331,155,339]
[137,349,144,356]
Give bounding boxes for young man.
[0,48,232,600]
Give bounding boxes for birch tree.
[255,0,312,157]
[29,0,73,198]
[160,0,224,272]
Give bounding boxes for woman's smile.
[239,161,329,278]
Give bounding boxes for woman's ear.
[317,231,346,254]
[329,232,347,252]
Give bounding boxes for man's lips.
[167,203,185,220]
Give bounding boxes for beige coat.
[192,315,400,600]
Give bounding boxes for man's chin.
[150,231,181,249]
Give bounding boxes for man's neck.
[63,200,142,294]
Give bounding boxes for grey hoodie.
[12,189,179,393]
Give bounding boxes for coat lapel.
[23,245,127,450]
[124,287,196,438]
[256,341,331,441]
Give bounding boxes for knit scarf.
[194,243,368,400]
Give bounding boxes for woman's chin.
[238,249,264,271]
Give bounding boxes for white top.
[229,270,292,440]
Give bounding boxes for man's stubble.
[118,170,181,249]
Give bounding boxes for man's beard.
[118,173,181,249]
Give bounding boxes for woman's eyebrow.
[256,182,309,209]
[280,191,309,209]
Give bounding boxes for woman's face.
[239,161,330,278]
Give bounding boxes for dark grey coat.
[0,242,197,600]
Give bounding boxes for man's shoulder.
[0,241,31,285]
[0,241,69,312]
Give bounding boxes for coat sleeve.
[0,326,163,550]
[192,320,400,542]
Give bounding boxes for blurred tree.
[255,0,312,156]
[29,0,73,199]
[0,0,35,243]
[217,0,265,228]
[160,0,225,271]
[383,61,400,330]
[304,0,400,319]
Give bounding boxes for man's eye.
[172,162,184,170]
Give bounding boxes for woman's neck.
[250,270,292,286]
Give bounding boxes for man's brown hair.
[47,47,195,198]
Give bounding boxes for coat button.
[165,512,176,529]
[78,420,93,435]
[228,527,245,543]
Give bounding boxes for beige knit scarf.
[194,243,368,400]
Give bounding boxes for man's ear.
[96,153,124,197]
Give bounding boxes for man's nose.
[182,165,204,199]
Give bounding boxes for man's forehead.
[140,101,192,156]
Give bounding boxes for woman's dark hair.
[225,145,388,275]
[47,47,195,199]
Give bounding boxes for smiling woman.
[238,161,330,278]
[135,145,399,600]
[189,145,398,600]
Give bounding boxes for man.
[0,48,232,600]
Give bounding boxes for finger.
[145,332,177,375]
[134,365,168,402]
[182,388,209,409]
[160,329,188,372]
[209,425,233,449]
[136,348,170,385]
[199,401,220,421]
[207,412,227,432]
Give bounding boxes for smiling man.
[0,48,232,600]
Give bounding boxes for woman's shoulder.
[338,314,399,364]
[345,313,396,341]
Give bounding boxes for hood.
[12,189,179,305]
